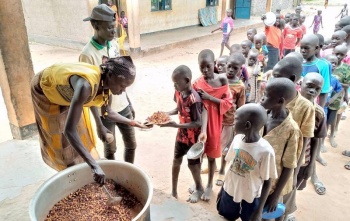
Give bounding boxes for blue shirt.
[302,58,331,94]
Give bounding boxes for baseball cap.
[83,4,116,22]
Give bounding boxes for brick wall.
[251,0,293,16]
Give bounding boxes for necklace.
[101,80,110,118]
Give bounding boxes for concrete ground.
[1,5,350,221]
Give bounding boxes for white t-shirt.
[224,134,278,203]
[79,39,129,113]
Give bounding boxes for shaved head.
[173,65,192,80]
[301,34,319,47]
[339,16,350,28]
[304,72,324,85]
[266,78,297,103]
[285,52,304,63]
[198,49,215,62]
[334,44,348,54]
[273,57,303,82]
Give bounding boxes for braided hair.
[101,56,136,80]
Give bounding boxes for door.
[235,0,251,19]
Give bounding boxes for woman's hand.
[96,125,110,143]
[92,165,106,186]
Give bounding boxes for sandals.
[313,182,326,195]
[342,150,350,157]
[345,162,350,170]
[215,174,225,186]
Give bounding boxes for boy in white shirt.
[217,103,278,221]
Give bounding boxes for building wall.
[21,0,224,48]
[251,0,293,16]
[22,0,96,49]
[139,0,223,34]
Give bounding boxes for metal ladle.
[102,185,122,206]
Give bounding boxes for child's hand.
[133,120,150,129]
[265,193,279,212]
[198,132,207,143]
[198,89,211,100]
[159,121,177,127]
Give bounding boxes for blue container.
[262,203,286,219]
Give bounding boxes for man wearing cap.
[80,4,137,163]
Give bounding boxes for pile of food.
[45,179,142,221]
[147,111,171,124]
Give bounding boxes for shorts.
[296,166,308,190]
[174,141,200,165]
[327,108,338,125]
[220,125,234,155]
[222,34,230,44]
[217,188,259,221]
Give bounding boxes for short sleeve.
[282,129,302,169]
[79,54,93,64]
[320,63,331,94]
[335,79,343,93]
[297,29,303,38]
[225,135,239,162]
[259,147,278,180]
[190,102,202,122]
[229,19,234,28]
[300,103,315,138]
[236,86,246,108]
[315,116,327,138]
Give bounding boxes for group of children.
[157,6,350,221]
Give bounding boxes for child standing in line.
[299,73,328,196]
[216,53,246,186]
[212,9,234,56]
[160,65,204,203]
[310,10,323,34]
[321,30,348,59]
[282,14,303,56]
[241,40,253,58]
[332,45,350,133]
[272,56,315,221]
[193,49,233,201]
[230,44,249,84]
[324,55,343,148]
[253,34,267,102]
[215,55,229,74]
[118,11,128,36]
[260,78,303,217]
[301,34,331,107]
[246,49,260,103]
[217,103,278,221]
[246,28,257,43]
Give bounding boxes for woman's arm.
[65,76,105,185]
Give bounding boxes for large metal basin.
[29,161,153,221]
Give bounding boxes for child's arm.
[198,108,208,143]
[309,16,315,28]
[303,138,319,180]
[166,108,178,116]
[161,103,202,129]
[326,91,343,106]
[265,167,293,211]
[320,16,323,28]
[250,179,272,221]
[211,27,222,33]
[126,93,135,119]
[293,137,308,187]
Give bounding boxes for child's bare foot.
[316,156,327,166]
[330,137,338,148]
[321,144,327,153]
[188,184,195,194]
[172,191,178,199]
[187,189,204,203]
[201,185,213,201]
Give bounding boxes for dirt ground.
[1,4,350,221]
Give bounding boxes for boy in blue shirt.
[301,34,331,107]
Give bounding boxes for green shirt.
[333,62,350,85]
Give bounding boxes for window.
[151,0,172,11]
[206,0,219,6]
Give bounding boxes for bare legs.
[201,157,216,201]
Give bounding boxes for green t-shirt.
[333,63,350,84]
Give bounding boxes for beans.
[45,179,142,221]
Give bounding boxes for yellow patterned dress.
[31,63,106,171]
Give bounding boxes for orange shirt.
[265,26,282,49]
